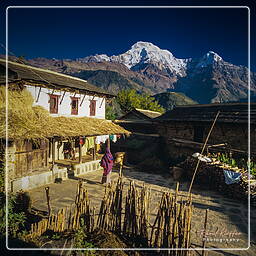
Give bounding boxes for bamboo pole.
[202,209,209,256]
[188,111,220,195]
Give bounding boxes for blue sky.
[0,1,255,70]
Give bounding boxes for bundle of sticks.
[179,157,256,206]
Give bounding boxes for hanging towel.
[223,170,242,185]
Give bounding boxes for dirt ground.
[26,166,256,256]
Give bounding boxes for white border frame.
[5,5,251,252]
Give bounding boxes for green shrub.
[0,192,26,238]
[0,165,26,238]
[74,222,95,255]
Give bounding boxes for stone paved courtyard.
[28,166,256,255]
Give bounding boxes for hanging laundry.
[95,136,102,144]
[109,134,117,143]
[79,138,84,145]
[223,170,242,185]
[95,135,108,144]
[112,135,117,143]
[101,135,108,143]
[85,137,95,149]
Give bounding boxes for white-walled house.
[1,59,113,119]
[27,86,106,119]
[0,59,129,192]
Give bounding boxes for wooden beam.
[80,94,86,107]
[60,91,66,105]
[99,97,105,108]
[35,87,42,103]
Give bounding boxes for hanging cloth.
[85,137,95,149]
[223,170,242,185]
[95,135,108,144]
[112,135,117,143]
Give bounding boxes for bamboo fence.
[27,177,195,253]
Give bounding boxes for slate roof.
[119,108,162,120]
[0,59,114,97]
[155,103,255,124]
[135,108,162,119]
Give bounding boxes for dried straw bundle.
[0,88,129,139]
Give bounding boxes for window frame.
[71,97,79,115]
[49,94,59,114]
[89,100,96,116]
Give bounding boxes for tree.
[116,89,165,113]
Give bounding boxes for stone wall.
[73,160,103,177]
[156,121,254,160]
[6,141,16,191]
[11,166,68,192]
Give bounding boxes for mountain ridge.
[4,41,256,105]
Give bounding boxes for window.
[194,126,205,143]
[49,95,59,114]
[71,97,79,115]
[89,100,96,116]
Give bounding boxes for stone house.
[154,103,255,160]
[0,59,129,192]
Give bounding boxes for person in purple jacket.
[100,147,114,184]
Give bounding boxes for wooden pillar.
[94,137,97,160]
[79,139,82,163]
[93,137,96,161]
[52,138,55,164]
[46,139,49,167]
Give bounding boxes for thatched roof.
[0,59,114,98]
[155,103,255,124]
[0,88,129,140]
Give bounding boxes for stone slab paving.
[28,167,256,255]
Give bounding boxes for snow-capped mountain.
[110,41,188,76]
[8,41,256,104]
[195,51,223,68]
[79,41,188,76]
